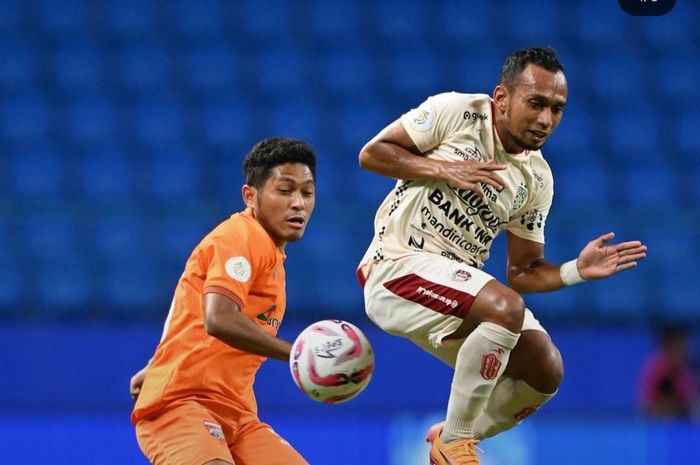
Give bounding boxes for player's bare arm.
[506,231,647,293]
[204,292,292,361]
[359,119,507,199]
[129,363,150,401]
[506,232,566,293]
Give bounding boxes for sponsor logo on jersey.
[203,420,224,441]
[225,256,251,282]
[453,145,484,162]
[383,273,474,318]
[408,103,436,132]
[256,304,280,330]
[463,111,489,122]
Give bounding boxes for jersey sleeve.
[399,92,467,153]
[201,226,264,309]
[505,170,554,244]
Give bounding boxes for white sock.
[441,322,520,442]
[470,376,556,439]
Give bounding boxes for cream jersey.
[359,92,554,273]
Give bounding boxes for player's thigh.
[135,401,235,465]
[231,421,308,465]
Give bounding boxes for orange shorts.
[135,399,308,465]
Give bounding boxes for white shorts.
[362,253,547,368]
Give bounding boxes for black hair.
[498,47,564,90]
[243,137,316,189]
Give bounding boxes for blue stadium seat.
[81,147,132,199]
[24,213,77,261]
[505,0,560,44]
[266,100,321,150]
[133,97,184,147]
[41,0,89,34]
[1,93,48,145]
[0,40,36,89]
[119,41,170,93]
[55,41,104,91]
[34,255,91,315]
[522,286,580,322]
[68,94,117,146]
[607,108,662,165]
[93,215,146,261]
[589,268,651,322]
[386,48,444,98]
[240,0,291,39]
[105,0,156,38]
[641,228,695,275]
[320,47,373,97]
[455,49,503,92]
[374,0,426,44]
[656,261,700,323]
[104,255,164,311]
[202,100,252,150]
[640,3,693,51]
[620,162,677,208]
[0,252,22,310]
[573,2,629,49]
[554,161,611,209]
[433,0,490,45]
[11,145,64,198]
[545,107,595,157]
[673,111,700,162]
[309,0,359,41]
[657,55,700,110]
[255,45,306,96]
[592,54,644,104]
[336,98,392,155]
[158,216,209,266]
[148,146,201,200]
[174,0,224,36]
[0,0,20,34]
[187,43,238,95]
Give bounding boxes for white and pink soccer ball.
[290,319,374,403]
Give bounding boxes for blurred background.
[1,0,699,464]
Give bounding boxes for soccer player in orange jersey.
[129,137,316,465]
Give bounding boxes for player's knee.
[487,290,525,333]
[538,344,564,393]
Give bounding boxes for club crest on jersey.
[451,269,472,282]
[225,256,251,283]
[203,420,224,441]
[408,103,435,132]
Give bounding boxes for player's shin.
[441,322,519,442]
[470,376,556,439]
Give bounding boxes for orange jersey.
[132,208,286,424]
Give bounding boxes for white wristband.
[560,259,585,286]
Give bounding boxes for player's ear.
[242,184,257,209]
[493,84,509,113]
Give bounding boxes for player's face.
[495,64,567,152]
[244,162,316,248]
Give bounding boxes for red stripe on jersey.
[383,273,474,319]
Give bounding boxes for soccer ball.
[290,319,374,403]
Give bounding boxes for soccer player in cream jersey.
[356,48,647,465]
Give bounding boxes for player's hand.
[437,159,507,199]
[576,232,647,280]
[129,365,149,401]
